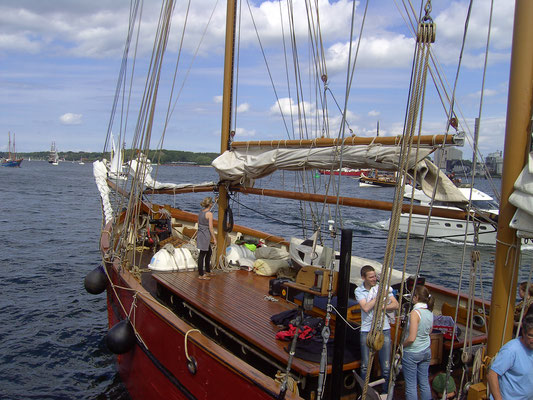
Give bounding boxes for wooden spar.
[487,0,533,357]
[231,186,476,220]
[138,181,486,222]
[137,179,493,222]
[230,133,460,149]
[143,185,217,195]
[216,0,237,263]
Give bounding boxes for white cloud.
[60,113,82,125]
[213,95,223,104]
[326,35,413,74]
[236,103,250,113]
[368,110,380,117]
[234,127,256,139]
[270,97,315,117]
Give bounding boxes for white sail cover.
[212,145,466,202]
[93,160,114,224]
[129,157,215,190]
[509,152,533,238]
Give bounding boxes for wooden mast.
[216,0,237,263]
[486,0,533,357]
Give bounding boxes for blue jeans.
[402,347,432,400]
[359,330,391,392]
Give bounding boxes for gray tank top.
[197,210,210,251]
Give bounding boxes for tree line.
[2,149,219,165]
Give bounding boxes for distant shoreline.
[1,149,218,166]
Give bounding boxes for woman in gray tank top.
[402,285,435,400]
[197,197,217,280]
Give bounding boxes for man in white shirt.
[355,265,399,392]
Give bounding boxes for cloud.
[213,95,223,104]
[60,113,82,125]
[468,89,498,99]
[237,103,250,113]
[234,127,256,139]
[325,35,414,75]
[368,110,380,117]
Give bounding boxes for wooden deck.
[152,269,360,377]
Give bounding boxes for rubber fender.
[84,265,107,295]
[106,319,136,354]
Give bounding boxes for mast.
[8,132,12,159]
[487,0,533,356]
[216,0,237,262]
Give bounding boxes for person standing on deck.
[355,265,399,393]
[402,285,434,400]
[487,314,533,400]
[197,197,217,280]
[514,281,533,329]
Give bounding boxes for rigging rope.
[364,2,436,397]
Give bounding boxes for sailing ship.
[87,0,533,399]
[1,132,23,167]
[48,142,59,165]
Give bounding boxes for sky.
[0,0,515,158]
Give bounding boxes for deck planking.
[152,269,359,376]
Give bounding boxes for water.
[1,161,531,399]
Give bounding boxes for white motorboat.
[383,184,499,244]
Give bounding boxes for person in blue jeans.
[402,285,434,400]
[355,265,399,393]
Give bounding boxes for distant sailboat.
[108,135,127,180]
[1,132,23,167]
[79,157,85,165]
[48,142,59,165]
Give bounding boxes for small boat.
[383,184,499,244]
[48,142,59,165]
[359,170,397,187]
[1,132,23,168]
[318,168,370,177]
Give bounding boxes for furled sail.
[212,145,467,202]
[509,151,533,238]
[129,157,215,190]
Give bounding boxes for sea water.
[0,161,531,399]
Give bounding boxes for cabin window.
[456,224,463,228]
[480,226,487,230]
[445,223,451,227]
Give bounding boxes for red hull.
[105,263,297,400]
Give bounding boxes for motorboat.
[383,184,499,244]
